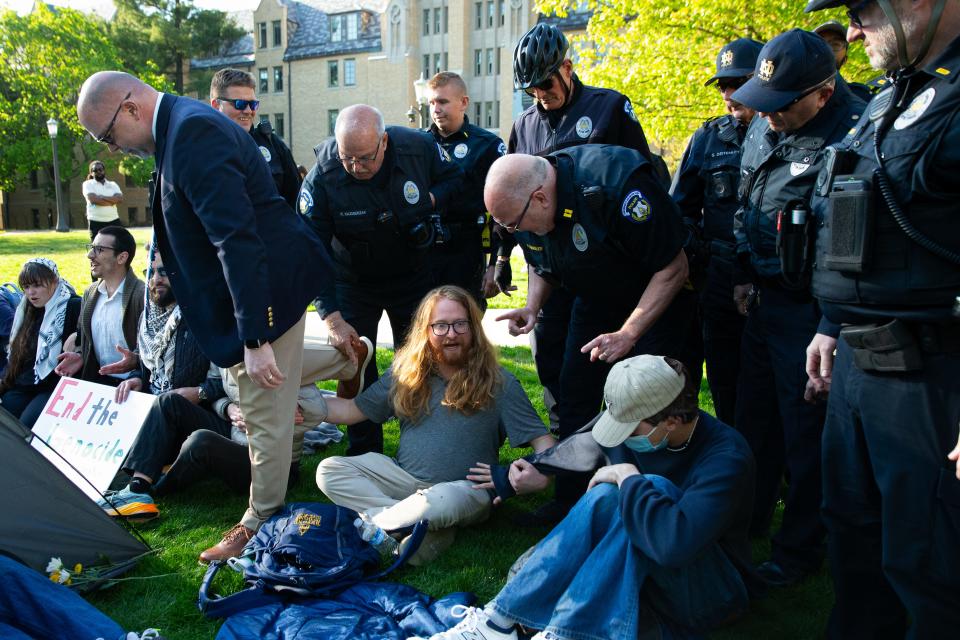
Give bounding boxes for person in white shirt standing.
[81,160,124,240]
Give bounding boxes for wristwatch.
[244,338,266,350]
[197,386,207,402]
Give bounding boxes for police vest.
[250,121,298,207]
[811,69,960,312]
[519,145,654,308]
[310,128,438,282]
[737,85,864,280]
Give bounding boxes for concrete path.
[304,308,530,349]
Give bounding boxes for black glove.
[494,259,512,296]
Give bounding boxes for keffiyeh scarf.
[9,258,76,384]
[138,299,181,394]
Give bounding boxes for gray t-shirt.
[354,366,548,484]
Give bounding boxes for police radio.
[824,176,874,273]
[776,200,814,288]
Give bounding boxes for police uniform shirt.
[508,74,652,158]
[516,146,684,309]
[249,121,301,209]
[733,80,864,283]
[298,127,463,313]
[670,114,747,247]
[812,35,960,327]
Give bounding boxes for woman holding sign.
[0,259,80,428]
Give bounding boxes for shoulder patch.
[621,190,651,223]
[403,180,420,204]
[572,223,589,251]
[454,143,469,158]
[259,145,272,162]
[297,189,314,215]
[624,99,639,123]
[894,87,936,130]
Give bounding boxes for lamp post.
[413,73,429,129]
[46,118,69,232]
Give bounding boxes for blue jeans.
[0,555,125,640]
[492,478,748,640]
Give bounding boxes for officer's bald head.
[335,105,387,180]
[77,71,159,159]
[485,155,554,235]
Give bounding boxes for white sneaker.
[531,631,564,640]
[409,605,518,640]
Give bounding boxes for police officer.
[209,68,301,208]
[813,20,874,101]
[424,71,505,306]
[670,38,763,426]
[300,104,463,455]
[488,146,689,519]
[803,1,960,636]
[729,29,865,587]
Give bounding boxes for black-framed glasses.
[499,184,542,233]
[523,74,557,96]
[338,137,383,166]
[772,81,828,113]
[846,0,876,29]
[430,320,471,336]
[95,91,132,145]
[216,97,260,111]
[716,77,749,92]
[143,267,168,278]
[86,243,116,255]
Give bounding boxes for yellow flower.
[73,563,83,574]
[49,571,60,583]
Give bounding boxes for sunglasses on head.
[217,97,260,111]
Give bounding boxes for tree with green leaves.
[0,5,124,207]
[538,1,873,160]
[110,0,246,95]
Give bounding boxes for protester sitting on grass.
[418,355,761,640]
[316,285,556,565]
[0,258,80,428]
[54,225,144,386]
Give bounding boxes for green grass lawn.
[0,230,831,639]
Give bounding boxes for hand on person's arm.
[587,463,641,489]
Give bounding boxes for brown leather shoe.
[337,336,373,399]
[198,523,255,564]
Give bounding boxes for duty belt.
[840,319,960,372]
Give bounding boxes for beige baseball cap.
[592,355,686,448]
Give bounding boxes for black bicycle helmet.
[513,23,569,90]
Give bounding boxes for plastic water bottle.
[354,517,398,555]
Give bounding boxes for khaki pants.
[231,313,306,531]
[291,337,357,462]
[317,452,491,563]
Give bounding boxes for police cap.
[813,19,847,38]
[805,0,847,12]
[732,29,836,113]
[705,38,765,86]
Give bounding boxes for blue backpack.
[198,503,428,619]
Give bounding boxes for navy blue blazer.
[151,94,337,367]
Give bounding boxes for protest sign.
[31,377,154,501]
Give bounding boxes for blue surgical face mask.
[624,426,669,453]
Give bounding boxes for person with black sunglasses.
[669,38,763,429]
[802,0,960,637]
[723,29,865,590]
[209,68,301,209]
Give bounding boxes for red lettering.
[72,392,93,421]
[45,378,78,417]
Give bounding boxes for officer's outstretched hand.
[581,330,635,364]
[496,307,537,336]
[493,259,516,296]
[948,431,960,480]
[805,333,837,401]
[324,311,361,366]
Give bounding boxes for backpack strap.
[198,560,284,619]
[370,519,430,579]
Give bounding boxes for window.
[442,7,448,33]
[423,9,430,33]
[124,174,135,187]
[475,49,482,76]
[487,0,494,27]
[328,109,339,136]
[485,102,493,127]
[499,0,505,25]
[434,53,441,75]
[423,54,431,77]
[258,68,269,93]
[127,207,138,223]
[494,100,500,127]
[258,22,267,48]
[31,209,40,228]
[474,2,482,29]
[347,13,358,39]
[29,170,38,190]
[486,48,494,75]
[443,52,449,71]
[273,20,282,47]
[331,15,344,42]
[273,66,283,93]
[474,103,482,124]
[496,46,502,74]
[259,115,270,125]
[328,61,339,87]
[433,8,441,33]
[274,113,285,138]
[344,59,356,86]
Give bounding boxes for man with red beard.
[316,285,555,565]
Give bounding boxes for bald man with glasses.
[298,104,463,456]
